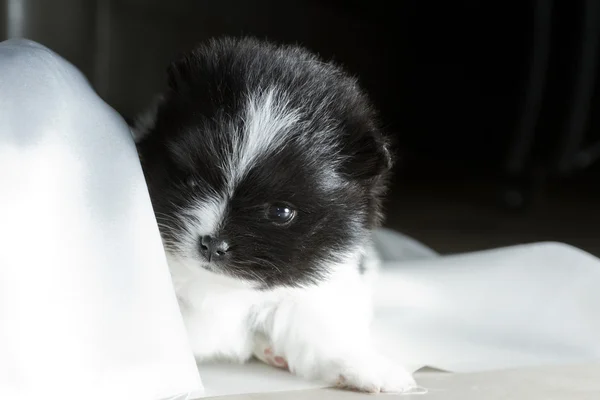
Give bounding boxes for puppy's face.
[136,38,391,288]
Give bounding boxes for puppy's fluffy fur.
[134,37,415,393]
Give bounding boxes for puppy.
[134,37,415,393]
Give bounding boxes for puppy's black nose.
[199,235,230,262]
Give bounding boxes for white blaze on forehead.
[181,87,303,245]
[179,88,301,245]
[228,87,301,191]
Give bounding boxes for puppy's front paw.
[252,333,289,370]
[331,356,416,394]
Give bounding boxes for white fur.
[183,194,228,238]
[168,250,416,392]
[160,86,415,392]
[227,87,300,192]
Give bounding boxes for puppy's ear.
[339,128,393,181]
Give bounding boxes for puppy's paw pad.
[261,347,289,370]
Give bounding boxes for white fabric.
[372,242,600,373]
[0,39,202,400]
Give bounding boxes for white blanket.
[0,39,202,400]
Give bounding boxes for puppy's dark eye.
[267,203,296,224]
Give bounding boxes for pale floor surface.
[207,363,600,400]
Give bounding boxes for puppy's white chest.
[169,260,264,362]
[180,286,258,362]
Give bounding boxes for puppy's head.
[135,37,392,288]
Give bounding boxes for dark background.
[2,0,599,255]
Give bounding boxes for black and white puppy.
[134,37,415,393]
